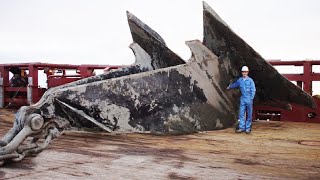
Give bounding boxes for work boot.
[235,129,244,133]
[245,130,251,134]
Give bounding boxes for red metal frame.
[254,60,320,122]
[0,62,121,108]
[1,60,319,122]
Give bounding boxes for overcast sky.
[1,0,320,64]
[0,0,319,92]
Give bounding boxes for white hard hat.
[241,66,249,72]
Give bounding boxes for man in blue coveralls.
[227,66,256,134]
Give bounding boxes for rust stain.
[234,158,261,166]
[167,172,195,180]
[299,140,320,146]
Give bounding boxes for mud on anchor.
[0,1,314,165]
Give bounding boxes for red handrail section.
[0,63,122,108]
[254,60,320,123]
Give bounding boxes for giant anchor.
[0,2,315,165]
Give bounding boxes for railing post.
[303,62,312,95]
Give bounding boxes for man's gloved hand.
[227,81,234,90]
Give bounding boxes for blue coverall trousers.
[228,76,256,131]
[239,97,253,131]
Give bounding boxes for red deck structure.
[254,60,320,122]
[0,63,121,108]
[0,60,319,123]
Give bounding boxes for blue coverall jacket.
[228,76,256,131]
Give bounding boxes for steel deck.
[0,109,319,179]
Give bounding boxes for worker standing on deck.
[227,66,256,134]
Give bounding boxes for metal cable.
[4,86,23,109]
